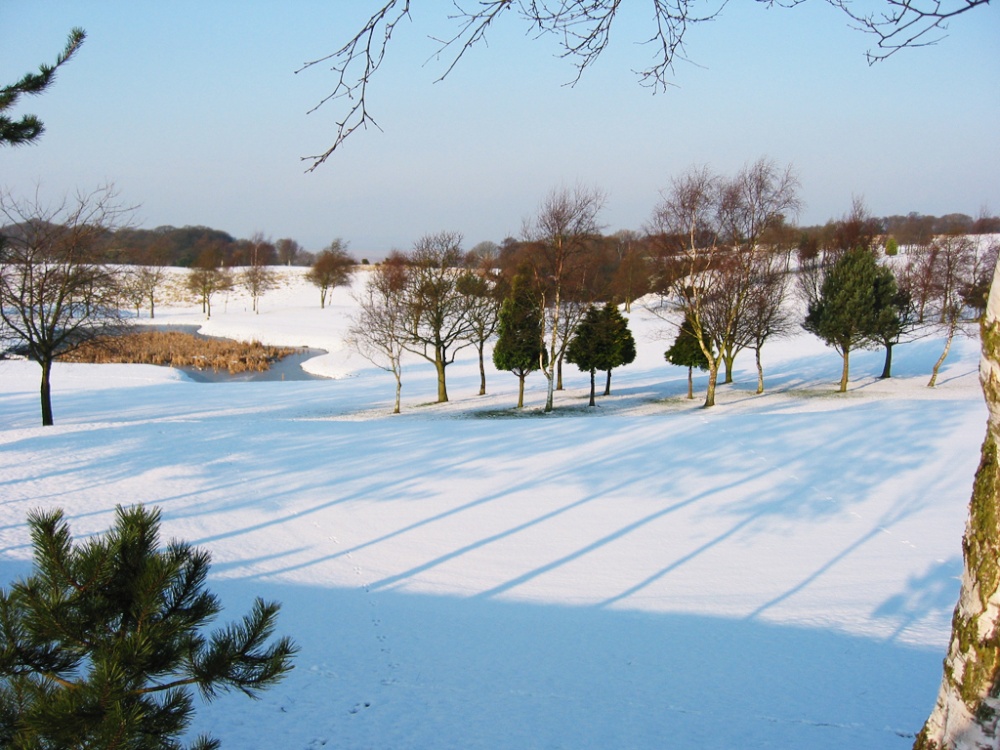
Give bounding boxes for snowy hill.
[0,267,985,748]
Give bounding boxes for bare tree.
[306,239,355,308]
[963,236,1000,320]
[0,185,131,425]
[924,233,977,387]
[276,237,302,266]
[647,165,724,407]
[129,252,169,320]
[741,254,795,394]
[826,0,991,62]
[466,240,500,271]
[399,231,478,403]
[186,244,233,320]
[239,232,279,314]
[119,262,169,320]
[647,159,798,401]
[299,2,988,167]
[609,230,648,313]
[348,260,409,414]
[711,158,801,384]
[523,185,606,412]
[457,269,503,396]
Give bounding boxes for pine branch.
[0,27,85,146]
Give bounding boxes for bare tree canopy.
[299,1,990,168]
[0,185,132,425]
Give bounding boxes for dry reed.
[61,331,298,374]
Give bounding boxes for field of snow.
[0,267,987,748]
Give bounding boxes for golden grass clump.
[61,331,298,374]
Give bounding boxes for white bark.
[916,257,1000,749]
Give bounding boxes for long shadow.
[0,353,981,655]
[188,578,943,750]
[872,557,964,642]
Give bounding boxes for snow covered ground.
[0,268,986,748]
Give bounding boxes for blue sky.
[4,2,998,257]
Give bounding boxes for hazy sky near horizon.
[4,2,998,257]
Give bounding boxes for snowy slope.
[0,268,985,748]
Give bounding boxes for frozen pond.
[137,324,329,382]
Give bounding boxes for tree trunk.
[39,358,54,427]
[320,287,327,309]
[914,260,1000,749]
[928,323,956,388]
[604,369,612,396]
[393,372,402,414]
[838,347,850,393]
[588,369,596,407]
[556,355,564,391]
[755,347,765,395]
[880,342,894,379]
[687,366,694,399]
[544,334,556,413]
[723,350,735,384]
[435,355,448,403]
[703,360,719,408]
[517,374,526,409]
[478,344,487,396]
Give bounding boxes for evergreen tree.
[1,28,85,146]
[603,304,636,396]
[665,312,711,399]
[493,275,546,408]
[803,247,885,392]
[0,505,297,750]
[565,303,635,407]
[870,268,914,379]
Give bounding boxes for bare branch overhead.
[300,0,992,168]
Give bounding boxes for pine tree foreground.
[0,505,297,750]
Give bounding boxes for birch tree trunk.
[914,259,1000,749]
[755,347,765,395]
[928,321,957,388]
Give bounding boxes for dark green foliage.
[869,269,913,378]
[0,505,297,750]
[602,304,636,396]
[493,275,545,408]
[665,313,710,371]
[1,28,85,146]
[665,312,711,399]
[565,303,636,406]
[803,247,899,391]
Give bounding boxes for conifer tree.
[665,312,711,399]
[565,303,635,407]
[0,505,297,750]
[870,268,914,379]
[803,247,887,392]
[602,303,636,396]
[493,275,546,408]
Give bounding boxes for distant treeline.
[104,226,316,267]
[3,211,998,269]
[801,211,1000,247]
